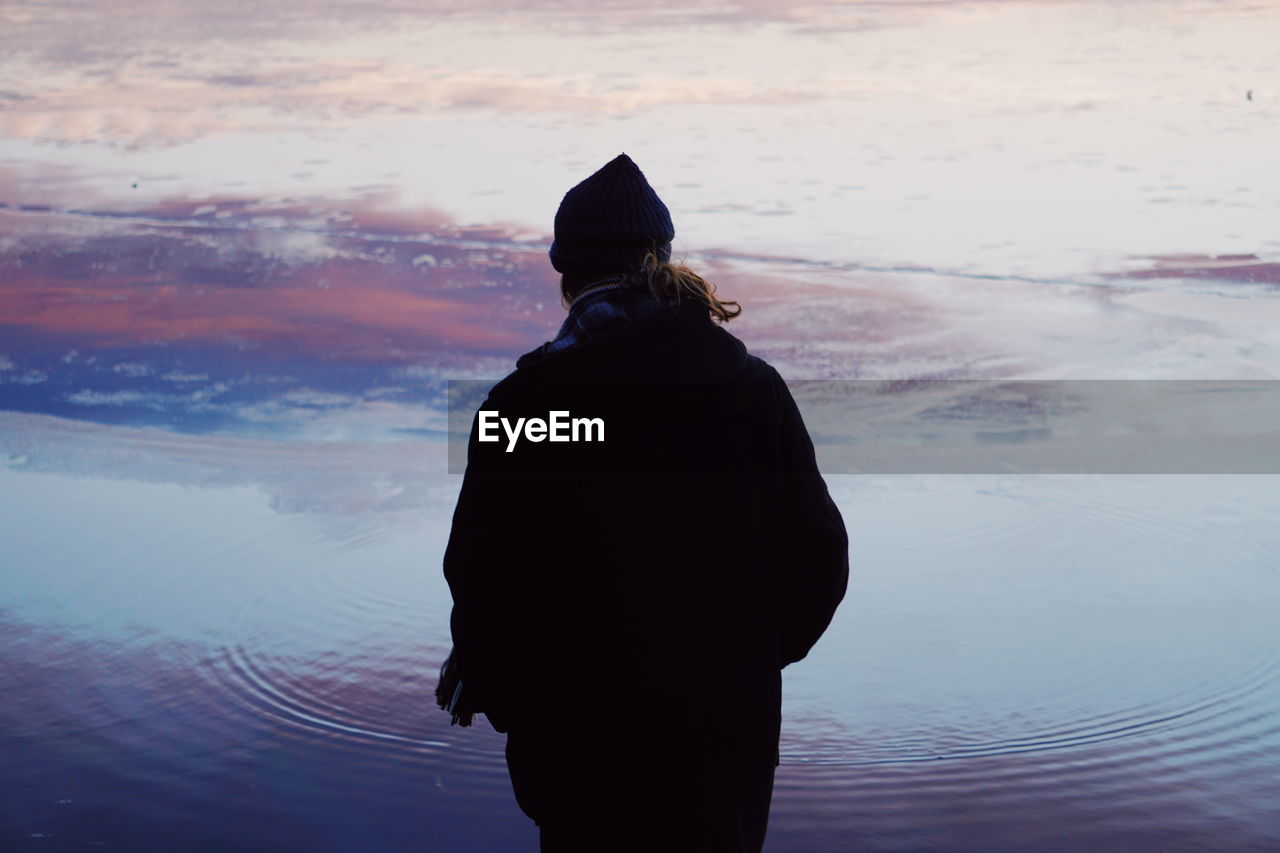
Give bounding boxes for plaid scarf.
[542,281,671,355]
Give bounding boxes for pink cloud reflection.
[0,187,561,362]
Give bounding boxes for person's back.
[443,154,848,852]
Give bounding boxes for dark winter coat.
[443,297,848,847]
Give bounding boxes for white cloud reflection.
[4,0,1279,311]
[0,59,837,148]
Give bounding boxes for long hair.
[561,253,742,323]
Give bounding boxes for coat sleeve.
[767,368,850,667]
[442,406,534,732]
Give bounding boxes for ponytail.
[625,253,742,324]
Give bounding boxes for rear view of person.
[442,153,848,852]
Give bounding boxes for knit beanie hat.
[549,153,674,275]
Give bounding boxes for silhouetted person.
[442,154,848,852]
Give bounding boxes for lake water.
[3,1,1280,850]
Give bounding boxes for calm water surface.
[3,443,1279,850]
[3,0,1280,850]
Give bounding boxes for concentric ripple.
[206,553,461,762]
[764,475,1280,850]
[6,463,1280,851]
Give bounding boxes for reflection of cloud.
[0,181,557,365]
[278,388,360,408]
[1113,254,1280,287]
[2,371,49,386]
[2,0,933,149]
[0,180,570,432]
[252,229,346,265]
[0,107,281,148]
[16,164,1273,449]
[0,410,456,514]
[63,381,238,412]
[6,0,917,68]
[0,276,519,351]
[0,61,834,147]
[232,395,445,437]
[112,361,154,377]
[65,390,152,407]
[55,375,448,441]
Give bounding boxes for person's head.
[550,154,740,323]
